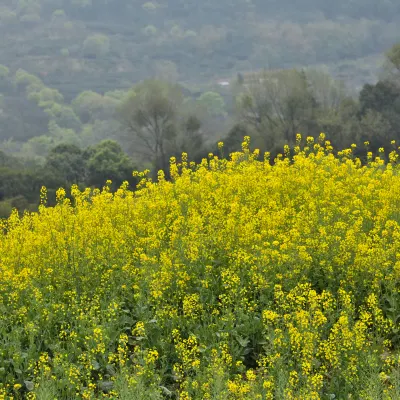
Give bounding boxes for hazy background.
[1,0,400,215]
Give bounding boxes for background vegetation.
[1,2,400,216]
[1,0,400,93]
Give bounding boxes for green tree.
[223,123,250,154]
[27,87,64,108]
[0,65,11,92]
[72,91,117,123]
[316,97,361,149]
[153,60,179,83]
[117,80,184,173]
[45,104,81,131]
[83,34,110,58]
[44,143,87,187]
[0,168,41,204]
[84,140,135,189]
[359,81,400,116]
[359,80,400,145]
[72,91,104,122]
[359,109,392,151]
[385,42,400,78]
[142,2,158,11]
[0,150,23,169]
[14,69,43,91]
[198,91,226,117]
[172,115,204,162]
[80,120,121,147]
[0,200,12,219]
[0,65,9,79]
[21,135,54,160]
[143,25,158,36]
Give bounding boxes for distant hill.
[1,0,400,98]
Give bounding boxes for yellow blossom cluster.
[1,135,400,398]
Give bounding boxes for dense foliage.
[1,0,400,150]
[0,140,136,217]
[1,32,400,216]
[1,0,400,93]
[1,137,400,398]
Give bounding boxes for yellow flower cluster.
[1,135,400,398]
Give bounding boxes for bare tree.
[117,80,206,173]
[237,69,318,149]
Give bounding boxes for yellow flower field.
[1,135,400,399]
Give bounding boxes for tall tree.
[236,69,319,150]
[117,80,185,173]
[359,80,400,143]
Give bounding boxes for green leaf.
[92,360,100,370]
[24,381,34,391]
[98,381,114,392]
[160,386,173,396]
[236,336,250,348]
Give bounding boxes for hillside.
[1,0,400,98]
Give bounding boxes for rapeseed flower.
[0,137,400,398]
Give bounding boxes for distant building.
[217,80,230,86]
